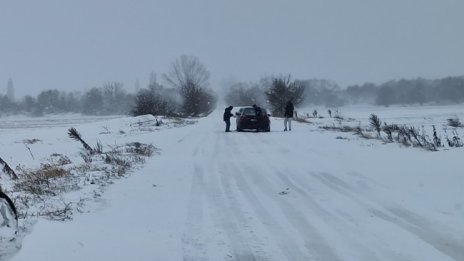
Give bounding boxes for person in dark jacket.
[223,106,234,132]
[284,100,294,131]
[252,104,263,131]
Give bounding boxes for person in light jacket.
[284,100,294,131]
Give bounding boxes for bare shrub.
[415,127,437,151]
[447,118,463,128]
[390,126,410,146]
[39,201,73,221]
[105,154,132,176]
[322,117,443,151]
[446,129,464,147]
[355,126,373,139]
[23,138,41,144]
[102,142,156,177]
[68,127,94,153]
[125,142,157,157]
[369,114,382,136]
[320,125,357,132]
[320,125,372,139]
[49,154,72,165]
[14,164,76,196]
[94,139,103,154]
[80,152,93,163]
[312,110,318,118]
[333,109,343,120]
[382,123,394,142]
[407,127,421,147]
[132,88,178,117]
[452,132,463,147]
[40,164,70,179]
[432,125,442,147]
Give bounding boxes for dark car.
[235,106,271,132]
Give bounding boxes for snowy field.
[0,114,124,130]
[1,105,464,261]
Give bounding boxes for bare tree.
[162,55,215,116]
[102,82,128,114]
[265,75,305,117]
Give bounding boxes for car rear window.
[243,108,256,116]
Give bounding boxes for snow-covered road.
[11,110,464,261]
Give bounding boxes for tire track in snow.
[228,132,341,260]
[223,133,341,259]
[311,172,464,261]
[183,131,224,260]
[386,207,464,261]
[219,164,278,261]
[184,131,262,260]
[240,164,342,261]
[226,163,310,261]
[202,132,272,260]
[182,165,207,261]
[244,133,389,260]
[274,172,381,261]
[205,166,259,261]
[192,131,212,157]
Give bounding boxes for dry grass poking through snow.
[310,109,464,152]
[8,128,158,222]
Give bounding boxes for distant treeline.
[347,76,464,106]
[0,82,134,116]
[2,75,464,117]
[1,55,217,117]
[224,75,464,108]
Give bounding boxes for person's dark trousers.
[225,120,231,132]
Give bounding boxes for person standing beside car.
[284,100,294,131]
[223,105,234,132]
[253,104,263,131]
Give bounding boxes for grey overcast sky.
[1,0,463,97]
